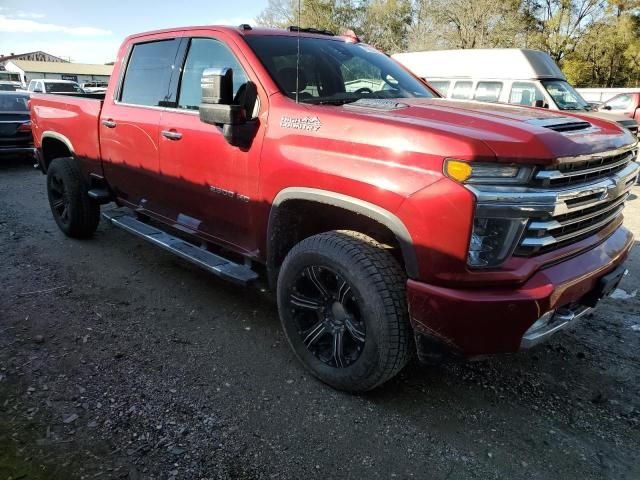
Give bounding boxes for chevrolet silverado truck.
[30,25,639,392]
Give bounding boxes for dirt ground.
[1,159,639,480]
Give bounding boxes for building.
[2,60,113,86]
[0,51,69,63]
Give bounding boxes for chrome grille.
[534,148,637,187]
[515,156,639,256]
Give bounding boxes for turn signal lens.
[444,159,533,185]
[444,160,473,182]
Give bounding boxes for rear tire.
[46,157,100,238]
[277,230,412,392]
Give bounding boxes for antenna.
[295,0,301,104]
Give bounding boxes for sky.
[0,0,269,64]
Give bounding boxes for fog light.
[468,217,527,268]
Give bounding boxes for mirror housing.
[199,67,256,149]
[534,99,548,108]
[603,105,612,111]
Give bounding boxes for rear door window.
[474,81,502,102]
[451,81,473,100]
[509,82,544,107]
[120,39,182,107]
[429,80,450,96]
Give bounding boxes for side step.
[102,209,258,286]
[88,189,112,204]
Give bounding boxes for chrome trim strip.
[535,151,634,182]
[555,143,638,164]
[528,194,628,232]
[521,207,624,247]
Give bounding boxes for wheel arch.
[266,187,419,283]
[40,131,75,172]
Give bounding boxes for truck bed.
[30,93,103,167]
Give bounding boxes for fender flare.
[41,131,75,154]
[268,187,419,279]
[39,131,75,171]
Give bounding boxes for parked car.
[28,79,84,94]
[82,81,109,93]
[0,91,34,158]
[392,49,639,137]
[577,87,639,104]
[597,92,640,121]
[0,81,21,91]
[30,26,639,392]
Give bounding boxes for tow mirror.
[603,105,612,111]
[199,67,256,148]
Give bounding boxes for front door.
[158,34,264,253]
[100,36,186,215]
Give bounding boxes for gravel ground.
[1,159,639,480]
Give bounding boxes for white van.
[392,49,638,136]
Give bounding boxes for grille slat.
[534,150,636,187]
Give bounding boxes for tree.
[361,0,412,52]
[255,0,298,28]
[408,0,526,51]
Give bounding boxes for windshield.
[542,80,590,111]
[245,35,434,105]
[45,82,83,93]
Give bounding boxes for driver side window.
[177,38,249,111]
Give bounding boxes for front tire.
[46,157,100,238]
[277,231,412,392]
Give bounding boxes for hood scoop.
[526,116,593,133]
[346,98,409,110]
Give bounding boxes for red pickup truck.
[30,25,639,392]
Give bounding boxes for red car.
[598,91,640,120]
[29,25,639,391]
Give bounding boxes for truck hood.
[342,98,637,162]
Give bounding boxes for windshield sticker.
[280,115,322,132]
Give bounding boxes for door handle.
[102,119,116,128]
[162,130,182,140]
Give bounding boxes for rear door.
[100,36,186,216]
[157,33,264,253]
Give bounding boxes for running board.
[102,209,258,286]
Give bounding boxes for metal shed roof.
[6,60,113,76]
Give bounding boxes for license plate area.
[583,265,627,307]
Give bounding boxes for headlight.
[444,159,533,184]
[468,217,527,268]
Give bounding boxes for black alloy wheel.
[277,230,412,392]
[290,265,366,369]
[48,171,71,228]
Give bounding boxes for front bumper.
[407,225,634,356]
